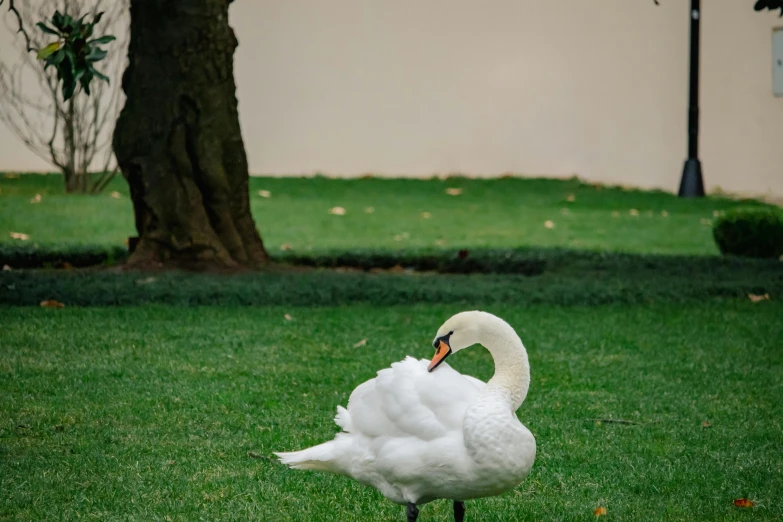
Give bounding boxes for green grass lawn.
[1,303,781,521]
[2,172,781,520]
[0,173,773,256]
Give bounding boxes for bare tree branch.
[48,108,66,172]
[0,0,34,52]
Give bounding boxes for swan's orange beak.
[428,339,452,372]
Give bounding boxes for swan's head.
[428,311,485,372]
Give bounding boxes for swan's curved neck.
[476,317,530,411]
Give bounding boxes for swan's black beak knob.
[428,333,452,372]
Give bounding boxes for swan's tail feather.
[274,440,342,473]
[334,405,353,432]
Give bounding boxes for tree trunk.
[113,0,268,270]
[63,167,75,193]
[63,99,82,193]
[63,168,87,193]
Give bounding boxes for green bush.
[279,248,546,275]
[1,247,781,307]
[0,243,773,276]
[713,206,783,259]
[0,243,126,269]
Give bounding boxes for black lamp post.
[678,0,705,197]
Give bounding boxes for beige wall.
[2,0,782,196]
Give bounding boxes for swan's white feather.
[347,356,484,440]
[275,357,500,505]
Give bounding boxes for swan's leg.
[406,502,419,522]
[454,501,466,522]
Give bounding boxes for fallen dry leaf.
[702,420,712,428]
[364,207,375,214]
[9,232,29,241]
[748,293,770,303]
[40,300,64,308]
[280,244,292,251]
[594,506,607,516]
[258,190,271,198]
[136,277,157,285]
[544,220,555,229]
[661,210,669,217]
[421,212,431,219]
[110,191,121,199]
[284,314,293,321]
[2,264,11,271]
[4,172,19,179]
[733,498,754,508]
[435,239,446,246]
[30,193,41,204]
[329,206,346,215]
[566,194,576,202]
[700,218,712,226]
[353,339,368,348]
[445,187,463,196]
[611,211,620,218]
[629,208,639,216]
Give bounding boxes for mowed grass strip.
[1,303,781,521]
[1,173,773,256]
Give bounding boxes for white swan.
[275,311,536,521]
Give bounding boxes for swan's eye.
[432,331,454,349]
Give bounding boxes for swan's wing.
[342,356,485,441]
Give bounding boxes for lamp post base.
[678,158,705,198]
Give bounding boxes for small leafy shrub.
[36,10,116,100]
[713,206,783,259]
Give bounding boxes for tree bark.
[63,99,83,193]
[113,0,268,270]
[63,167,85,193]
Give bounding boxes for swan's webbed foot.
[406,502,419,522]
[454,500,466,522]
